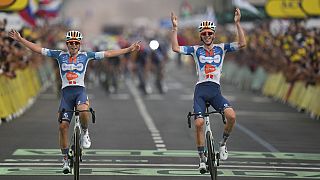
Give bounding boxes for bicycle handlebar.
[60,108,96,123]
[187,110,225,128]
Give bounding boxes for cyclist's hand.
[8,29,22,42]
[171,12,178,28]
[234,8,241,23]
[129,41,141,52]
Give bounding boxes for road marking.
[12,149,320,160]
[236,123,279,152]
[1,167,320,178]
[4,159,148,163]
[126,80,167,151]
[3,149,320,178]
[1,162,320,170]
[4,159,320,167]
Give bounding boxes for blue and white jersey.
[179,42,239,85]
[42,48,104,89]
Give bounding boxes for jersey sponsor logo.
[63,113,69,119]
[205,64,216,74]
[205,64,216,79]
[199,55,221,64]
[66,72,78,80]
[61,63,84,71]
[66,72,78,84]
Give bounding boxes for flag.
[18,0,39,27]
[36,0,62,18]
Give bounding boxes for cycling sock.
[221,132,230,146]
[197,146,205,160]
[61,148,69,158]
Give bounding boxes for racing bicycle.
[60,108,95,180]
[187,102,225,180]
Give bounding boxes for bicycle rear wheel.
[73,127,80,180]
[206,131,217,180]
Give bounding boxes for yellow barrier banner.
[266,0,307,18]
[0,0,16,9]
[302,0,320,16]
[0,0,28,11]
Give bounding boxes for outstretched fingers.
[171,12,178,27]
[131,41,141,51]
[8,29,20,41]
[234,8,241,23]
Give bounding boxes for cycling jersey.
[179,42,239,85]
[41,48,104,89]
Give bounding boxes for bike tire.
[206,131,217,180]
[74,127,80,180]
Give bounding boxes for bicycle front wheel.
[74,127,80,180]
[206,131,217,180]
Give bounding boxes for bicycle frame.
[204,111,213,150]
[71,112,81,180]
[60,108,95,180]
[187,102,225,180]
[73,111,81,146]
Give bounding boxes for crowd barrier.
[0,61,54,122]
[223,61,320,119]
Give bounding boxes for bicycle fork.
[74,116,84,162]
[69,115,83,168]
[204,116,220,167]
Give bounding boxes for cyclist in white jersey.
[9,29,140,173]
[171,8,246,173]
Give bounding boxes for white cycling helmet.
[198,21,216,32]
[65,30,83,41]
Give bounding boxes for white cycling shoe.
[198,162,207,174]
[81,129,91,149]
[219,144,228,160]
[62,158,70,174]
[198,157,207,174]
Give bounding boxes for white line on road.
[126,80,167,151]
[1,162,320,170]
[236,123,279,152]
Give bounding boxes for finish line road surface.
[0,61,320,180]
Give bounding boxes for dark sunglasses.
[66,41,80,45]
[200,32,214,36]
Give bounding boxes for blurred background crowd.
[0,0,320,119]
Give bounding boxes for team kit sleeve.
[224,42,239,53]
[41,48,62,58]
[86,51,105,60]
[179,46,195,55]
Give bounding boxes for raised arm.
[8,29,42,54]
[234,8,246,48]
[171,12,180,53]
[104,41,140,58]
